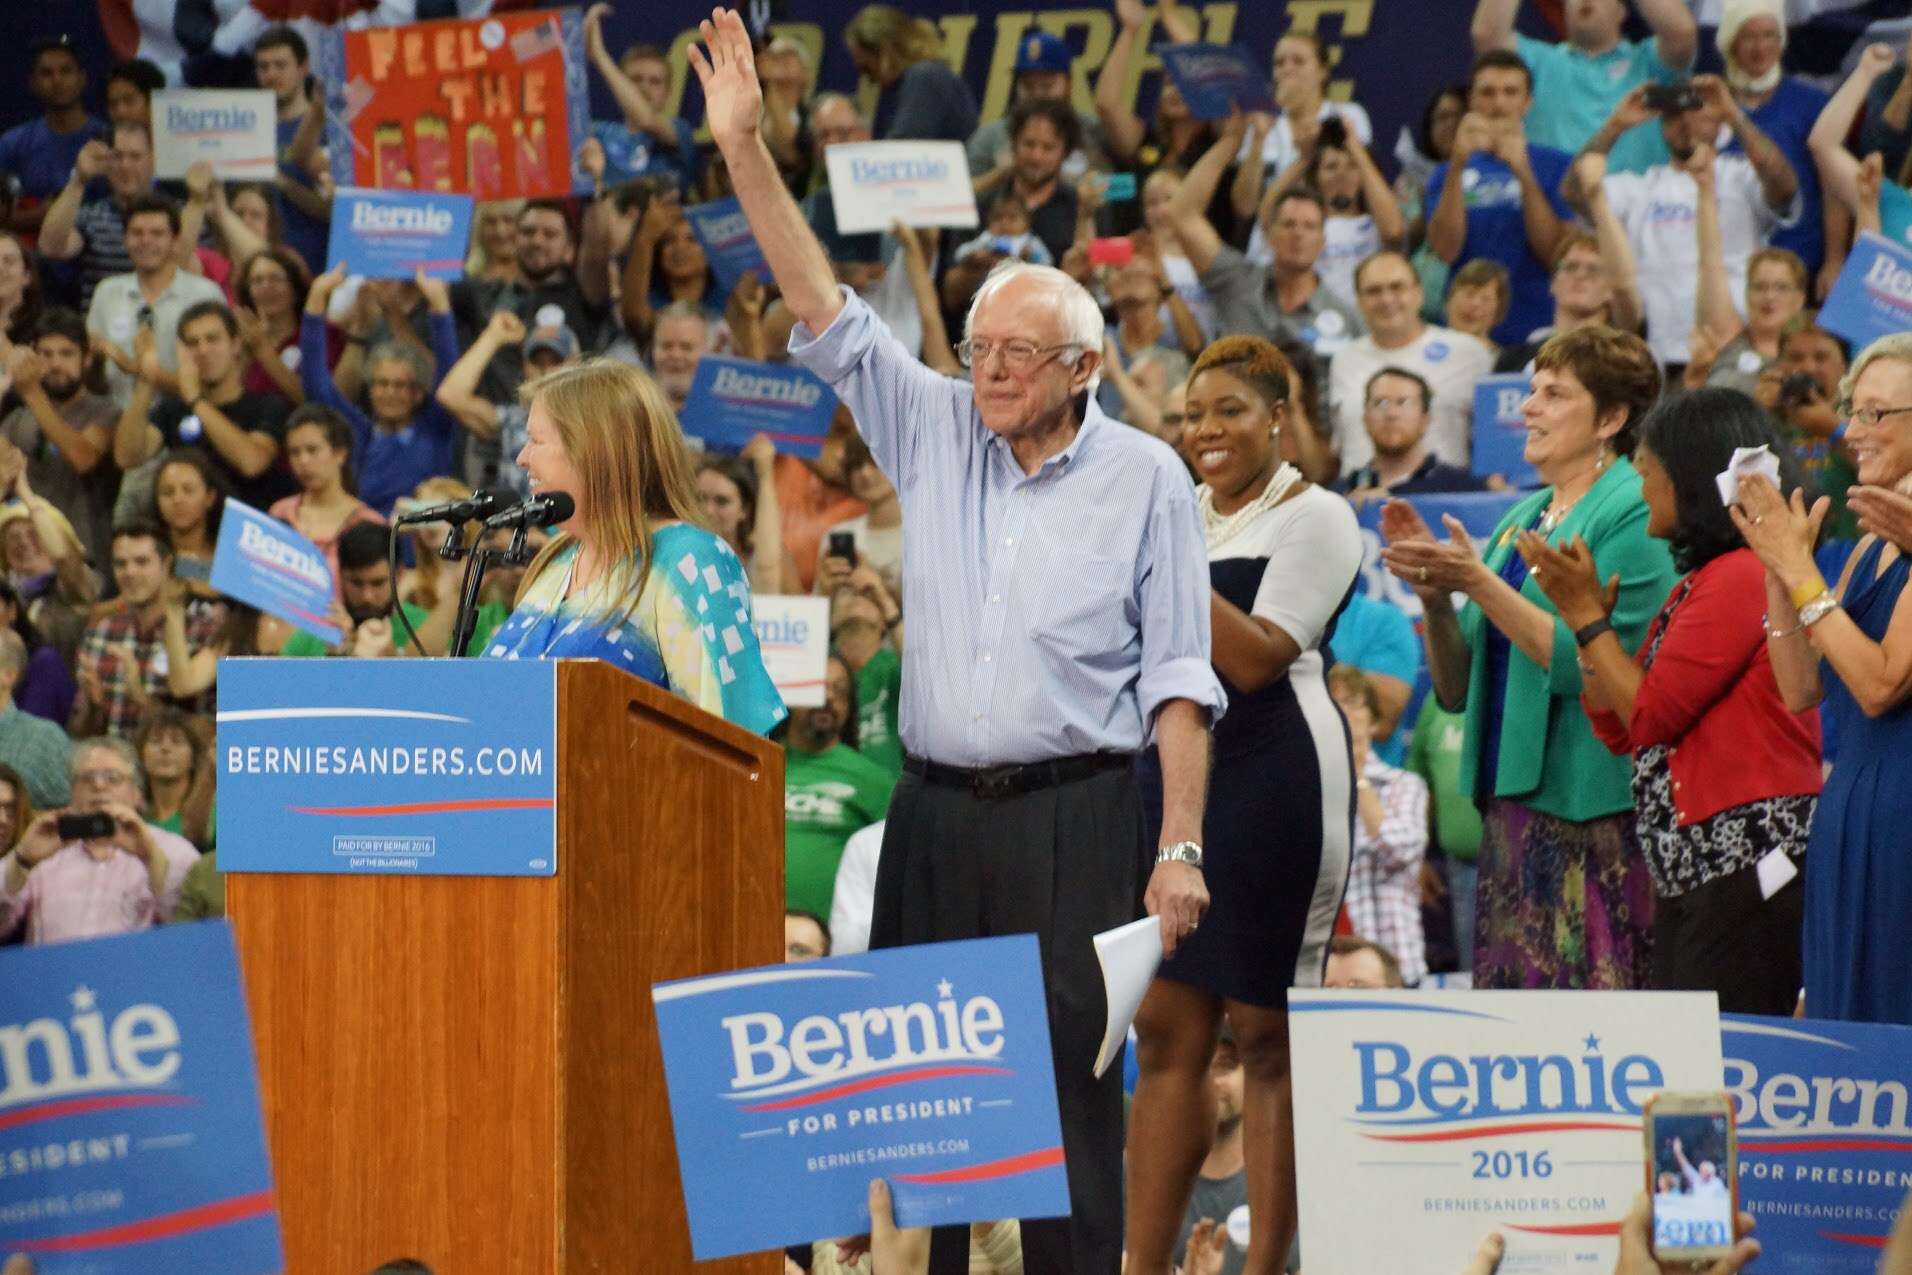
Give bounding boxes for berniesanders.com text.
[806,1138,970,1173]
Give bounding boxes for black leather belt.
[903,751,1133,799]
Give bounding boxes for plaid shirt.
[74,601,223,737]
[1346,755,1430,984]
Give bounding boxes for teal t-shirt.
[1516,34,1687,175]
[784,742,895,918]
[852,646,904,779]
[279,601,508,658]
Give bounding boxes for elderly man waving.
[691,10,1222,1274]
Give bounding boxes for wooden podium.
[228,662,785,1274]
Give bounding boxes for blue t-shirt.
[1516,34,1688,175]
[275,115,330,274]
[1327,590,1423,766]
[1731,77,1831,272]
[1882,182,1912,251]
[1426,146,1574,347]
[0,116,105,202]
[590,117,698,193]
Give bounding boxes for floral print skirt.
[1473,799,1654,989]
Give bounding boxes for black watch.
[1574,617,1614,648]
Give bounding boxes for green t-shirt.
[279,601,509,658]
[1405,694,1481,864]
[852,646,904,779]
[784,742,894,917]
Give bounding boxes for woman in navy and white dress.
[1127,335,1360,1275]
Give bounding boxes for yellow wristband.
[1789,577,1829,611]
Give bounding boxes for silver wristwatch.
[1156,840,1204,869]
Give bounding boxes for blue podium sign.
[0,923,282,1273]
[651,935,1071,1260]
[216,658,557,876]
[1723,1014,1912,1271]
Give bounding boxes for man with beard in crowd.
[2,309,117,565]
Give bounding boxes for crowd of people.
[4,0,1912,1272]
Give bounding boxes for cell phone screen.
[1650,1111,1734,1257]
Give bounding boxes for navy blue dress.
[1803,537,1912,1024]
[1139,486,1360,1007]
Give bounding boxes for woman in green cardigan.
[1379,327,1677,988]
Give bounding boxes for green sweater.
[1456,457,1677,822]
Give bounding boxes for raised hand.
[486,309,527,344]
[415,266,451,314]
[577,136,607,185]
[1115,0,1148,30]
[1609,84,1654,135]
[1452,112,1496,160]
[1858,41,1898,79]
[133,322,164,385]
[72,140,110,183]
[308,263,348,314]
[687,8,765,149]
[5,345,42,395]
[233,304,268,352]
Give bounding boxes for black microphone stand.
[446,521,536,658]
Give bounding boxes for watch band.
[1797,592,1840,630]
[1156,840,1203,869]
[1574,617,1614,648]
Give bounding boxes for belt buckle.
[971,764,1019,799]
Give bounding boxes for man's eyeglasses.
[1844,404,1912,429]
[956,339,1081,373]
[74,768,131,787]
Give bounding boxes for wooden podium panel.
[230,662,784,1273]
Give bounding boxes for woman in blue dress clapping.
[483,360,787,737]
[1734,332,1912,1025]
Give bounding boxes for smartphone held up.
[1643,1091,1738,1265]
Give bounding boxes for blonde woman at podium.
[480,360,788,736]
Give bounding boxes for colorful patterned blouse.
[481,523,787,736]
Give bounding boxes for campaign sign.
[316,9,592,198]
[652,935,1070,1259]
[685,196,769,301]
[327,187,475,279]
[208,498,339,645]
[1352,490,1523,616]
[1472,374,1537,487]
[826,141,979,235]
[1722,1014,1912,1271]
[216,657,557,876]
[1289,990,1723,1274]
[679,356,838,461]
[753,594,830,709]
[1156,44,1279,120]
[151,89,277,180]
[1819,231,1912,353]
[0,923,282,1273]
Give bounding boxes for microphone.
[483,491,576,531]
[394,488,509,526]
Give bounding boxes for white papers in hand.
[1093,915,1163,1078]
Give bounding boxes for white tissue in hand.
[1716,444,1782,508]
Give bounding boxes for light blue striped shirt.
[789,291,1225,767]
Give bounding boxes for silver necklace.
[1199,462,1303,547]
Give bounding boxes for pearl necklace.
[1199,462,1303,547]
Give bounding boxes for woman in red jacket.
[1519,388,1821,1014]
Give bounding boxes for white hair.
[963,260,1105,390]
[1840,332,1912,411]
